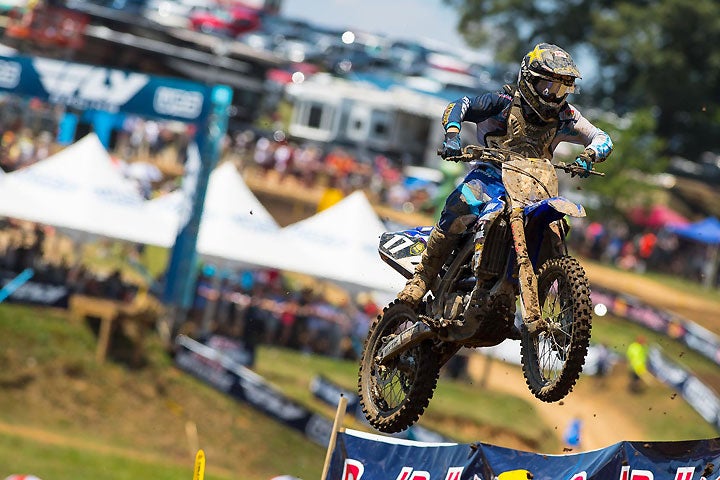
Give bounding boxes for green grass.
[253,346,556,450]
[0,436,194,480]
[0,303,325,480]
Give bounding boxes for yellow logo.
[526,45,547,65]
[410,242,426,256]
[497,469,533,480]
[442,103,455,125]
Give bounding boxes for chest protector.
[485,87,558,159]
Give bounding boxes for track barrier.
[174,335,334,446]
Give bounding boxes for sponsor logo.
[461,97,470,114]
[175,350,235,392]
[396,466,463,480]
[442,103,455,125]
[34,58,149,112]
[619,465,699,480]
[341,461,462,480]
[0,59,21,89]
[341,459,364,480]
[304,413,332,445]
[409,242,426,256]
[154,86,204,119]
[310,376,357,409]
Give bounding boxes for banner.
[0,54,211,122]
[0,269,69,308]
[648,346,720,431]
[329,428,720,480]
[174,335,333,446]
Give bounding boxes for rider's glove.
[572,150,595,178]
[440,132,462,159]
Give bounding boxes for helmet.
[518,43,581,121]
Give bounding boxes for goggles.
[533,77,576,101]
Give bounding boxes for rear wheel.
[358,301,441,433]
[520,256,592,402]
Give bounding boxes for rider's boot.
[397,224,458,307]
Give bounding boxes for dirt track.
[470,356,646,452]
[582,260,720,333]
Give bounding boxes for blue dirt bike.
[358,145,603,433]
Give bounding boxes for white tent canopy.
[153,165,402,293]
[0,133,176,246]
[275,190,405,294]
[195,162,283,266]
[0,135,403,294]
[145,161,285,267]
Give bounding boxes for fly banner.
[0,54,211,122]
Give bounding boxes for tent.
[628,204,689,229]
[668,216,720,288]
[0,133,176,246]
[668,216,720,245]
[276,190,405,294]
[151,167,402,294]
[195,162,283,267]
[146,161,288,267]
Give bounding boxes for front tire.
[520,256,592,402]
[357,301,441,433]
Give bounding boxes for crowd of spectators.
[0,96,62,172]
[0,218,140,302]
[229,129,439,217]
[567,217,719,286]
[184,263,380,366]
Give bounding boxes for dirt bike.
[358,145,603,433]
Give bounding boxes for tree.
[445,0,720,159]
[588,108,669,216]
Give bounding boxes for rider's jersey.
[441,89,613,162]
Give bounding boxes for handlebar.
[438,145,605,177]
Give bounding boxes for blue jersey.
[441,90,613,161]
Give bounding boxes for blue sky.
[280,0,468,50]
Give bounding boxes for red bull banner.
[328,428,720,480]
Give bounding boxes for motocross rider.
[397,43,613,319]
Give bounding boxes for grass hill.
[0,304,324,480]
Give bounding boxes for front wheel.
[520,256,592,402]
[357,301,441,433]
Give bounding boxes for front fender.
[525,196,585,219]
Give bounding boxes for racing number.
[382,234,417,254]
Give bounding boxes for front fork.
[508,207,547,334]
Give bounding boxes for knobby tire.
[357,300,441,433]
[520,256,592,402]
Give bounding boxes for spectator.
[563,417,583,451]
[626,336,649,393]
